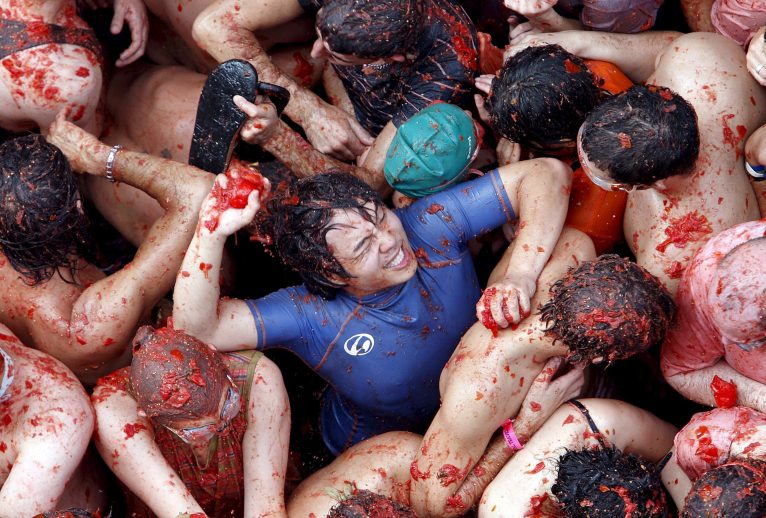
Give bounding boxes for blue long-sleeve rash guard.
[246,170,514,455]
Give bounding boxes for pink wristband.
[502,418,524,451]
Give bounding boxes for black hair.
[0,134,90,285]
[487,45,601,151]
[316,0,422,59]
[580,84,699,185]
[257,172,383,299]
[552,447,668,517]
[326,489,417,518]
[540,255,675,364]
[682,459,766,517]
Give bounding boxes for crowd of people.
[0,0,765,515]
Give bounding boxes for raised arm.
[172,175,263,351]
[192,0,373,160]
[476,158,571,329]
[507,29,683,83]
[243,357,291,518]
[44,114,214,374]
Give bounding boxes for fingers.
[474,95,491,125]
[349,118,375,147]
[554,366,586,401]
[518,290,531,319]
[234,95,256,115]
[234,95,278,144]
[110,2,126,35]
[535,356,564,383]
[475,74,495,94]
[498,292,517,327]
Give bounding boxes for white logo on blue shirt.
[343,333,375,356]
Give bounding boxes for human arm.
[476,158,571,328]
[172,177,264,351]
[234,96,389,194]
[192,0,373,160]
[664,360,766,412]
[449,359,586,512]
[243,357,291,518]
[43,113,214,373]
[507,28,683,83]
[91,381,206,517]
[661,450,693,513]
[410,355,584,518]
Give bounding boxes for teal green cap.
[384,103,478,198]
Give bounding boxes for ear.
[652,178,668,191]
[390,54,407,63]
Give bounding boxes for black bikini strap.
[569,399,608,448]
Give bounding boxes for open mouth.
[384,247,407,270]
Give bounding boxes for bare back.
[626,32,766,295]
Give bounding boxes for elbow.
[537,157,572,189]
[191,11,219,50]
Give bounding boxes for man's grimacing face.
[324,205,418,297]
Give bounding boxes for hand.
[516,357,586,434]
[111,0,149,67]
[235,95,280,145]
[200,174,269,237]
[474,75,495,126]
[476,273,537,330]
[46,110,108,173]
[504,0,556,17]
[747,26,766,87]
[497,138,522,166]
[302,102,374,161]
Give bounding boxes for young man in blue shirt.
[173,101,573,456]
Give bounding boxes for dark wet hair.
[487,45,600,151]
[327,489,417,518]
[682,459,766,517]
[580,85,699,186]
[0,134,90,285]
[552,447,668,517]
[316,0,422,59]
[257,172,383,299]
[540,255,675,364]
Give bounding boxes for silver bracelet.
[105,144,123,183]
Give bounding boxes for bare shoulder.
[653,33,766,130]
